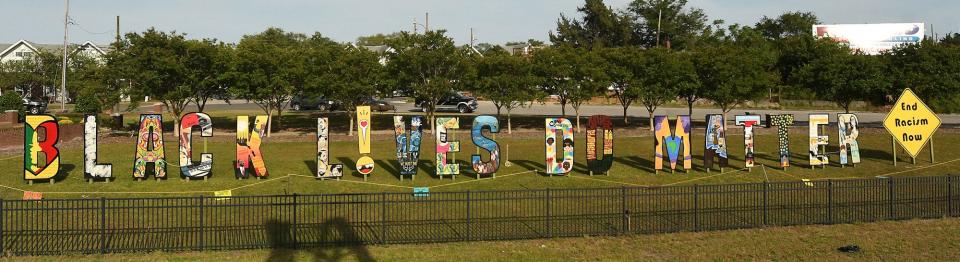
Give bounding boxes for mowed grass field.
[1,117,957,199]
[14,217,960,261]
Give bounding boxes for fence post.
[100,197,106,254]
[292,194,298,248]
[380,192,387,244]
[827,180,833,224]
[0,199,4,256]
[694,184,699,232]
[888,178,895,220]
[198,196,204,251]
[949,176,954,217]
[620,186,627,234]
[546,188,552,238]
[466,191,471,241]
[762,182,768,226]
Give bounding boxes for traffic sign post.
[882,88,942,165]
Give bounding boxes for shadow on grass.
[265,217,375,262]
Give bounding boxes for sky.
[3,0,958,45]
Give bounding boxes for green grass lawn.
[2,125,956,199]
[13,217,960,261]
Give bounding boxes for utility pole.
[470,27,475,48]
[60,0,70,112]
[413,18,418,34]
[425,12,429,32]
[115,16,120,46]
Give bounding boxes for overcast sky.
[3,0,957,45]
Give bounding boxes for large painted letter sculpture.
[83,115,112,179]
[545,118,574,175]
[769,114,794,168]
[704,114,728,170]
[316,118,343,179]
[236,115,268,178]
[356,106,375,177]
[735,115,762,168]
[394,116,423,177]
[134,114,166,179]
[654,116,692,172]
[585,115,613,174]
[179,113,213,178]
[24,115,60,181]
[471,116,500,175]
[809,114,830,167]
[436,117,460,177]
[837,113,861,166]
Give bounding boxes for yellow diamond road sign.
[883,88,941,158]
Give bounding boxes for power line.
[68,16,113,35]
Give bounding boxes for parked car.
[23,97,47,114]
[290,95,339,111]
[361,98,395,112]
[414,92,478,113]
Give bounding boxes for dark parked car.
[290,95,339,111]
[414,92,478,113]
[361,98,395,112]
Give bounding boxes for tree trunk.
[275,107,283,133]
[265,104,273,138]
[507,110,513,134]
[687,98,694,117]
[560,101,567,116]
[575,109,581,133]
[349,114,355,136]
[623,106,629,124]
[648,111,655,132]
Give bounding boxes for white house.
[0,39,112,63]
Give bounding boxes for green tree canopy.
[233,27,309,136]
[550,0,634,49]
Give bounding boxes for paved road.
[140,98,960,125]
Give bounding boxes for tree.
[315,44,384,136]
[695,44,777,127]
[184,39,234,112]
[942,33,960,46]
[0,50,60,102]
[233,27,308,136]
[533,45,605,131]
[637,47,695,130]
[121,28,192,136]
[356,32,403,46]
[600,46,640,124]
[755,11,820,40]
[625,0,712,49]
[797,52,888,112]
[385,30,470,132]
[472,48,541,134]
[885,43,960,113]
[550,0,634,49]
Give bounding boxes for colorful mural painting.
[179,113,213,178]
[83,115,112,179]
[236,115,268,178]
[585,115,614,174]
[838,113,862,165]
[545,118,574,175]
[735,115,762,168]
[471,116,500,175]
[769,114,795,168]
[356,106,375,176]
[704,114,728,170]
[809,114,830,167]
[134,114,166,179]
[436,117,461,176]
[394,116,424,176]
[317,118,344,179]
[654,115,692,171]
[24,115,60,180]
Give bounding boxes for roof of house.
[0,39,113,58]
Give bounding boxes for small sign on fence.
[214,189,232,200]
[413,187,429,197]
[22,191,42,200]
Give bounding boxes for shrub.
[73,92,102,115]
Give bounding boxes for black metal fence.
[1,175,956,256]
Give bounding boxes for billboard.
[813,23,923,54]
